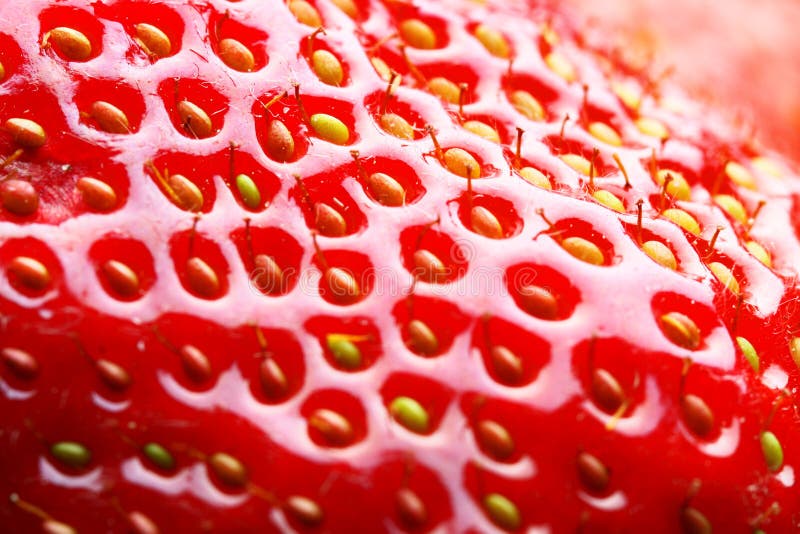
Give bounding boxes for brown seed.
[179,344,212,383]
[76,177,117,211]
[562,236,604,265]
[208,452,247,487]
[177,100,213,138]
[252,254,284,294]
[219,38,255,72]
[380,113,415,140]
[289,0,322,26]
[443,148,480,178]
[1,179,39,216]
[315,203,347,237]
[681,394,714,437]
[413,249,447,283]
[577,452,610,492]
[285,496,324,527]
[96,359,132,391]
[46,27,92,61]
[134,23,171,58]
[168,174,203,212]
[1,347,39,379]
[43,520,77,534]
[659,312,701,350]
[185,257,220,298]
[407,319,438,355]
[266,120,295,162]
[591,368,624,413]
[4,118,46,148]
[311,49,343,86]
[101,260,140,297]
[476,420,515,460]
[128,511,159,534]
[681,507,711,534]
[395,488,427,529]
[399,19,436,49]
[308,408,354,446]
[260,357,289,399]
[90,101,129,134]
[471,206,503,239]
[366,172,405,206]
[7,256,51,290]
[490,345,523,384]
[427,77,460,104]
[518,285,558,319]
[322,267,361,304]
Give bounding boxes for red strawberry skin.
[1,0,800,532]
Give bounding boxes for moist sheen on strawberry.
[1,0,799,532]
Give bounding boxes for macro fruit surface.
[1,0,800,532]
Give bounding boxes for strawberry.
[1,0,799,532]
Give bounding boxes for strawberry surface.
[1,0,799,532]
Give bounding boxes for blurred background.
[568,0,800,162]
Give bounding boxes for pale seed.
[327,335,362,370]
[380,113,414,140]
[761,431,783,472]
[427,77,460,104]
[561,236,604,265]
[474,24,509,58]
[736,336,759,372]
[463,120,500,143]
[662,208,700,236]
[289,0,322,27]
[235,173,261,209]
[592,189,625,212]
[310,113,349,145]
[128,511,159,534]
[311,49,343,86]
[519,167,551,189]
[659,312,701,350]
[510,90,545,121]
[588,121,622,146]
[707,262,739,294]
[655,169,691,201]
[642,241,677,270]
[443,148,480,178]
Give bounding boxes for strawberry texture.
[1,0,800,532]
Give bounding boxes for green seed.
[761,431,783,472]
[736,336,759,373]
[310,113,349,145]
[389,396,429,434]
[326,335,362,370]
[483,493,521,530]
[235,173,261,209]
[143,442,175,470]
[51,441,91,468]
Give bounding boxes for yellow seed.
[562,236,604,265]
[635,117,669,139]
[642,241,677,270]
[208,452,247,487]
[662,208,700,236]
[544,51,576,82]
[90,101,129,134]
[266,119,295,162]
[725,160,757,189]
[712,194,747,224]
[752,157,782,178]
[0,61,5,81]
[655,169,691,201]
[330,0,358,18]
[588,121,622,146]
[186,257,220,298]
[285,496,325,527]
[46,27,92,61]
[659,311,701,350]
[611,81,641,110]
[8,256,51,290]
[177,100,213,138]
[745,240,771,267]
[737,336,759,373]
[289,0,322,27]
[399,19,436,49]
[790,337,800,368]
[427,77,460,104]
[560,153,592,176]
[518,167,551,189]
[43,520,77,534]
[510,90,545,121]
[168,174,204,212]
[219,38,255,72]
[708,262,739,294]
[592,189,625,212]
[4,118,46,148]
[102,259,140,297]
[134,23,171,58]
[463,120,500,143]
[471,206,503,238]
[474,24,509,58]
[310,113,350,145]
[312,49,343,86]
[371,57,392,82]
[443,148,480,178]
[484,493,521,531]
[380,113,414,140]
